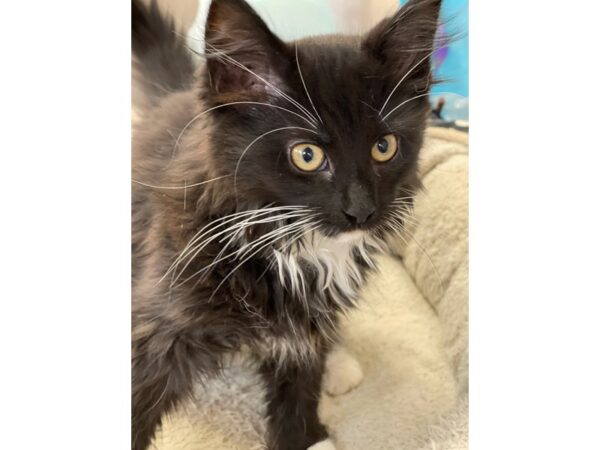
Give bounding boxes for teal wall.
[249,0,468,98]
[194,0,468,111]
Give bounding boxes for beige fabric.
[139,0,199,33]
[151,128,469,450]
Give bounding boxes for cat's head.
[201,0,441,238]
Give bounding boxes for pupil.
[377,139,388,153]
[302,147,314,162]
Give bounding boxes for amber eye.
[290,143,326,172]
[371,134,398,162]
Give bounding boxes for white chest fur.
[272,230,379,307]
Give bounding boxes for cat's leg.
[260,355,332,450]
[323,345,364,396]
[132,352,182,450]
[131,325,222,450]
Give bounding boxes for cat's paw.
[307,438,336,450]
[324,347,363,396]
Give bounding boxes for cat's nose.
[342,181,376,226]
[342,205,376,225]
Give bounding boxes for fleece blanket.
[150,127,469,450]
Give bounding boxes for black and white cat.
[132,0,441,448]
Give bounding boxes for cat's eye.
[371,134,398,162]
[290,143,326,172]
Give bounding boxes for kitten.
[131,0,441,449]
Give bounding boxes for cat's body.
[132,79,373,450]
[132,0,441,449]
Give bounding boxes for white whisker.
[382,90,457,122]
[180,219,313,289]
[383,204,445,296]
[132,174,230,190]
[205,43,319,126]
[237,219,312,258]
[179,207,303,257]
[402,226,446,296]
[158,206,303,284]
[171,99,318,162]
[169,210,311,287]
[173,212,311,283]
[295,43,323,125]
[382,92,432,122]
[208,219,322,301]
[379,49,437,116]
[183,179,187,211]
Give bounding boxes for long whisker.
[163,210,265,281]
[263,220,323,276]
[180,218,314,289]
[167,209,310,285]
[171,100,318,164]
[177,205,298,254]
[391,196,416,204]
[383,92,432,121]
[391,211,418,228]
[171,211,311,287]
[261,221,323,303]
[132,174,231,190]
[180,205,303,252]
[206,226,304,295]
[204,43,319,126]
[383,207,446,297]
[208,219,322,301]
[379,49,437,116]
[268,220,325,288]
[400,226,446,297]
[286,223,322,258]
[159,206,300,284]
[237,216,316,259]
[295,43,323,125]
[391,201,418,224]
[180,33,319,127]
[382,90,460,122]
[255,218,322,284]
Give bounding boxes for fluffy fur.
[132,0,441,449]
[145,128,469,449]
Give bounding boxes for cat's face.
[202,0,441,237]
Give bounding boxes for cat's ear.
[363,0,442,88]
[204,0,289,101]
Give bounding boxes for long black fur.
[132,1,441,449]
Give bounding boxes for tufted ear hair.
[363,0,442,92]
[204,0,290,102]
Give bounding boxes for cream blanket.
[151,127,469,450]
